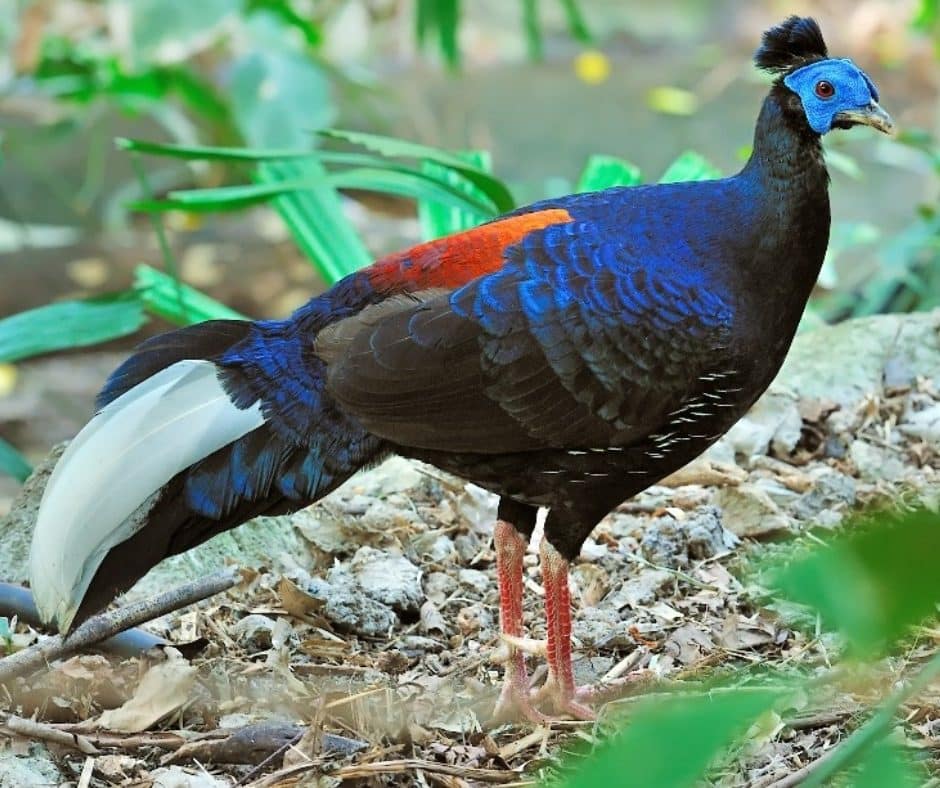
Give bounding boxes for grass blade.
[0,294,147,363]
[135,265,246,325]
[257,158,372,284]
[319,129,515,212]
[418,150,492,240]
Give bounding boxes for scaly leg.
[534,538,596,719]
[491,520,548,723]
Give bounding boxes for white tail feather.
[29,360,265,632]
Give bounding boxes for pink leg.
[492,520,548,723]
[537,538,596,720]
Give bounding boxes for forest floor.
[1,311,940,787]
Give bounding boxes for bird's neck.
[743,86,828,189]
[735,86,831,356]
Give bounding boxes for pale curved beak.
[834,101,896,135]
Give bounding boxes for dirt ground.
[1,311,939,787]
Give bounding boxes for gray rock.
[457,568,491,594]
[899,402,940,445]
[640,518,686,568]
[603,568,672,609]
[0,743,64,788]
[715,484,792,537]
[849,440,906,483]
[318,568,398,637]
[424,571,457,605]
[232,614,276,650]
[349,546,423,616]
[790,468,857,520]
[685,506,739,558]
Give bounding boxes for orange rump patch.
[367,209,572,293]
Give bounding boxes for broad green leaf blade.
[0,294,147,363]
[135,265,245,325]
[556,689,781,788]
[659,150,721,183]
[576,154,643,192]
[0,437,32,483]
[772,508,940,657]
[844,739,924,788]
[257,159,372,284]
[319,129,515,212]
[419,150,492,240]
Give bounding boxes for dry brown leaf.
[276,576,325,620]
[95,649,196,733]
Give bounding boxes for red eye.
[815,80,835,99]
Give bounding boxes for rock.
[0,743,64,788]
[685,506,739,558]
[349,547,423,617]
[899,402,940,445]
[640,518,687,568]
[424,571,456,605]
[775,310,940,410]
[720,391,803,460]
[849,440,905,483]
[311,569,398,637]
[715,484,791,537]
[457,568,490,594]
[790,468,857,520]
[232,614,276,650]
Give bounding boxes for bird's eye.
[814,80,835,99]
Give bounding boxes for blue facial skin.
[784,59,880,134]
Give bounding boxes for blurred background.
[0,0,937,508]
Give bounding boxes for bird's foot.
[491,650,551,724]
[529,676,597,720]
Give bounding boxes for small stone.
[350,546,423,616]
[457,568,490,594]
[321,568,397,637]
[232,614,276,650]
[684,506,739,559]
[790,469,856,520]
[715,484,791,537]
[899,402,940,445]
[640,517,686,568]
[603,568,672,609]
[454,531,483,563]
[849,440,905,483]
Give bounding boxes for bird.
[30,16,893,722]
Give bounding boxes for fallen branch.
[0,582,165,657]
[1,714,99,755]
[0,568,240,685]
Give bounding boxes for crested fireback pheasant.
[30,16,894,721]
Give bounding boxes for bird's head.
[755,16,894,136]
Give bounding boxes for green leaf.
[257,159,372,284]
[135,265,245,325]
[0,437,32,483]
[772,507,940,658]
[0,294,147,363]
[415,0,461,68]
[419,150,492,240]
[522,0,543,61]
[659,150,721,183]
[128,0,238,61]
[559,0,591,41]
[576,154,643,192]
[329,167,496,217]
[556,688,781,788]
[319,129,515,212]
[847,739,924,788]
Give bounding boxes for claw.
[500,634,548,656]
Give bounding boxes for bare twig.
[1,714,99,755]
[0,568,240,684]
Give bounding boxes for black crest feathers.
[754,16,828,75]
